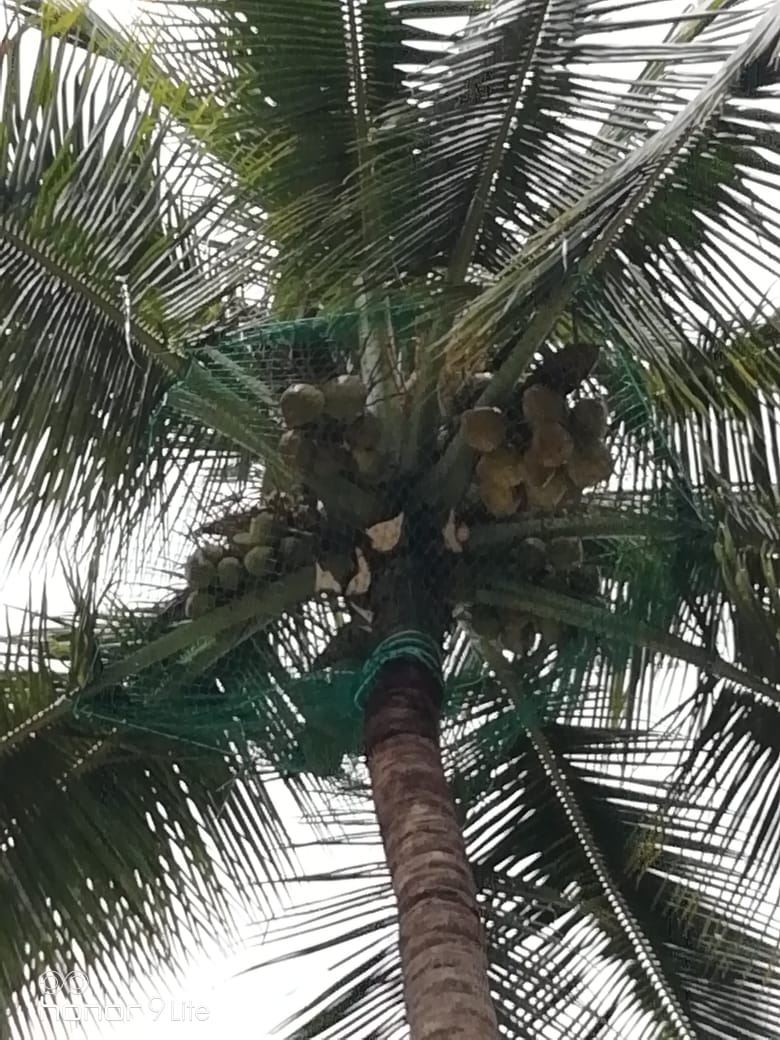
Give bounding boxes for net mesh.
[69,302,717,776]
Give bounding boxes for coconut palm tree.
[2,0,780,1037]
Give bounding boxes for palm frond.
[0,591,318,1040]
[0,11,277,564]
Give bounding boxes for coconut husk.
[322,375,368,422]
[502,612,535,655]
[479,478,521,518]
[521,384,567,426]
[281,383,325,428]
[461,406,507,453]
[185,552,217,590]
[476,446,526,487]
[525,470,568,511]
[185,590,215,619]
[547,537,583,571]
[244,545,274,578]
[566,442,613,489]
[570,398,608,442]
[524,343,600,395]
[529,422,574,469]
[346,411,382,450]
[217,556,243,591]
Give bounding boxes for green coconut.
[537,616,562,646]
[322,375,368,423]
[280,383,325,428]
[185,590,215,619]
[217,555,243,592]
[185,551,217,590]
[547,537,584,571]
[352,446,385,482]
[470,605,503,640]
[514,537,547,576]
[279,428,315,472]
[279,535,314,569]
[569,565,601,598]
[346,411,383,450]
[249,512,276,544]
[502,612,535,655]
[199,543,227,565]
[244,545,274,578]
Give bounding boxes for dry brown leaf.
[366,512,404,553]
[346,549,372,596]
[315,562,343,594]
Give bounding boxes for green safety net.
[66,301,726,778]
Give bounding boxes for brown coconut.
[322,375,368,423]
[570,398,608,442]
[566,442,614,489]
[522,384,568,427]
[281,383,325,428]
[529,422,574,469]
[461,406,507,453]
[476,446,526,488]
[525,470,568,511]
[479,478,521,518]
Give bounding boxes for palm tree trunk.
[363,659,498,1039]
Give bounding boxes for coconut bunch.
[277,374,390,486]
[182,498,319,618]
[460,346,613,519]
[467,533,601,654]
